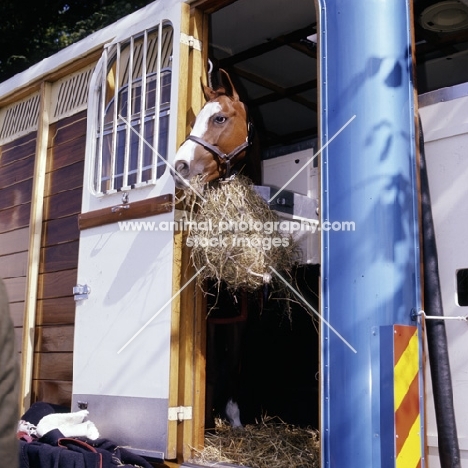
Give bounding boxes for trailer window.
[93,23,173,194]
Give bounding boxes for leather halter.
[186,121,254,179]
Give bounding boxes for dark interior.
[203,0,468,429]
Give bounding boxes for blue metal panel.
[317,1,422,466]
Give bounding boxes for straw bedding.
[190,417,320,468]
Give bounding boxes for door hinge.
[180,33,202,51]
[168,406,193,422]
[73,284,91,301]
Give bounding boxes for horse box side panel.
[419,82,468,467]
[0,133,37,355]
[33,111,87,408]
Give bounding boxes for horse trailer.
[1,0,468,466]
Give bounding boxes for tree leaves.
[0,0,153,82]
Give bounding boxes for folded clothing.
[18,402,153,468]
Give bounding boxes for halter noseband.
[186,121,254,180]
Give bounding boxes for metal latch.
[180,33,202,51]
[168,406,193,422]
[77,401,88,410]
[73,284,91,301]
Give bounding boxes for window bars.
[94,22,173,194]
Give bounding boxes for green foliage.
[0,0,154,83]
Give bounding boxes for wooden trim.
[168,5,209,463]
[167,3,192,460]
[182,8,209,460]
[189,0,237,14]
[20,82,51,415]
[78,193,173,230]
[168,229,183,460]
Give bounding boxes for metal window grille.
[93,22,173,194]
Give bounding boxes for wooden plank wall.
[0,134,36,360]
[32,110,86,408]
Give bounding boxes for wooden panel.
[46,137,85,173]
[42,216,80,247]
[0,154,35,188]
[30,112,86,410]
[0,135,36,167]
[189,0,237,14]
[0,228,29,256]
[43,188,82,221]
[35,325,74,352]
[46,160,84,195]
[36,297,76,326]
[10,302,24,328]
[0,251,28,278]
[0,178,33,211]
[33,352,73,380]
[3,276,26,302]
[40,241,79,274]
[49,111,87,148]
[0,202,31,234]
[32,380,72,408]
[79,193,173,230]
[38,269,77,300]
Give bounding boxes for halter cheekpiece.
[186,121,254,180]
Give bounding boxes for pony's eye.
[214,115,227,124]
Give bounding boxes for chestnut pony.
[172,70,256,429]
[173,69,254,188]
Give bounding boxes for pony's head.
[173,69,252,189]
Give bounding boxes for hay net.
[181,175,301,292]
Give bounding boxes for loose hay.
[191,417,320,468]
[183,176,301,292]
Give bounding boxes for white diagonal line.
[118,114,206,202]
[268,114,356,203]
[269,266,357,353]
[117,266,206,354]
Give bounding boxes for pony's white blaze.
[174,102,222,165]
[192,101,222,138]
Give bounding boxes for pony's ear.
[201,77,218,101]
[219,69,239,101]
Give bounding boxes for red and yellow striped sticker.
[393,325,422,468]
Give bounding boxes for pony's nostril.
[175,161,190,177]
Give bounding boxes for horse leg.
[225,399,242,428]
